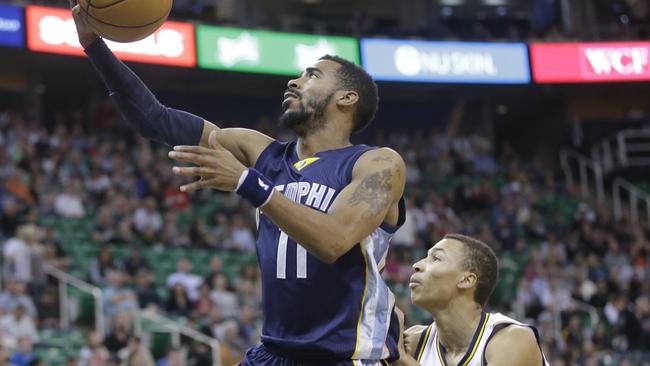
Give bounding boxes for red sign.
[531,42,650,83]
[26,5,196,67]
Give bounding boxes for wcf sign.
[532,42,650,83]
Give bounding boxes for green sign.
[196,25,360,75]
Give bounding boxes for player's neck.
[295,125,351,159]
[430,299,483,355]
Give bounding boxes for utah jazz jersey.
[253,141,404,361]
[413,312,551,366]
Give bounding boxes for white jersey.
[414,312,550,366]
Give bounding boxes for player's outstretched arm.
[70,0,272,166]
[484,326,544,366]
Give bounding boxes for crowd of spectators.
[0,101,649,366]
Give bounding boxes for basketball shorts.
[240,345,391,366]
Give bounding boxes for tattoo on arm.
[348,167,394,218]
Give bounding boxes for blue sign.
[361,39,530,84]
[0,5,23,48]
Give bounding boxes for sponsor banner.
[360,39,530,84]
[196,25,359,75]
[26,5,195,67]
[531,42,650,83]
[0,4,24,48]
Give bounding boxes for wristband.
[236,169,274,208]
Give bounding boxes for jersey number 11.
[276,230,307,279]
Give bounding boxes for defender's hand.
[69,0,99,48]
[170,131,247,193]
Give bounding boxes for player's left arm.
[261,147,405,263]
[484,326,544,366]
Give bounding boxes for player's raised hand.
[69,0,99,48]
[169,131,247,193]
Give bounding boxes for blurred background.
[0,0,649,365]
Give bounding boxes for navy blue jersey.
[253,141,404,362]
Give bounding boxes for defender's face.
[280,60,340,128]
[410,238,467,308]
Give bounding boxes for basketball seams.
[85,0,128,9]
[78,0,171,29]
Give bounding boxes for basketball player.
[70,2,405,365]
[393,234,550,366]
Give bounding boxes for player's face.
[409,238,468,309]
[279,60,340,129]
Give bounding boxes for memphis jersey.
[413,312,551,366]
[253,141,404,361]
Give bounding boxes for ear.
[336,90,359,107]
[457,272,477,290]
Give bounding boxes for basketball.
[77,0,172,43]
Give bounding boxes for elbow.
[318,237,357,265]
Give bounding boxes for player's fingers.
[172,166,217,177]
[69,0,78,9]
[172,145,213,154]
[179,179,214,193]
[168,151,206,164]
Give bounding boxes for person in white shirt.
[0,305,38,345]
[2,225,38,283]
[133,197,162,234]
[54,183,86,219]
[166,258,202,301]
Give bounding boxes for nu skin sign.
[360,39,530,84]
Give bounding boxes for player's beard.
[279,92,334,132]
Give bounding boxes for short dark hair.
[444,234,499,307]
[319,55,379,134]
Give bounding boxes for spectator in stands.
[0,280,37,320]
[120,246,150,281]
[218,321,246,364]
[165,283,193,318]
[133,197,162,236]
[78,331,110,366]
[227,214,255,253]
[0,345,10,366]
[54,180,86,218]
[209,213,231,250]
[89,246,116,287]
[9,337,35,366]
[66,356,79,366]
[41,225,71,270]
[156,347,182,366]
[188,218,212,248]
[103,312,132,357]
[166,258,202,301]
[237,305,258,347]
[3,225,37,283]
[102,271,138,320]
[203,256,223,290]
[120,336,155,366]
[209,274,238,318]
[0,305,38,346]
[193,283,214,319]
[134,270,161,310]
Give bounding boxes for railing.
[612,178,650,228]
[560,149,605,204]
[134,311,222,366]
[43,264,105,336]
[592,129,650,173]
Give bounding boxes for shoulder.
[485,325,542,365]
[352,147,405,178]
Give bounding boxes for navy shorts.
[239,345,390,366]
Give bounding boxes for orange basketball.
[77,0,173,43]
